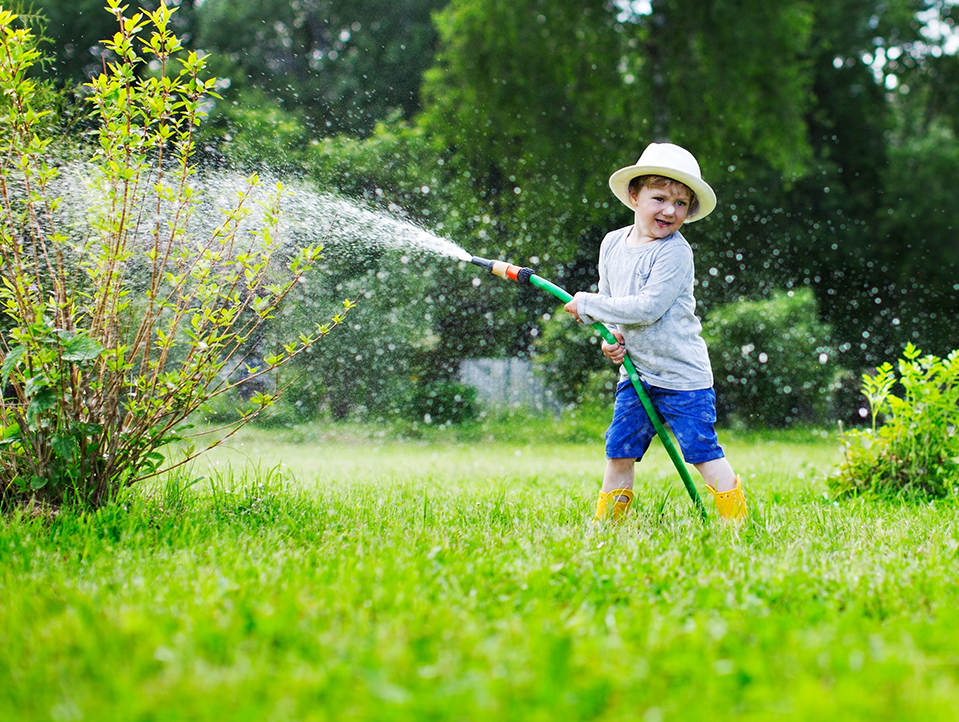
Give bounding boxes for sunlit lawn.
[3,418,959,721]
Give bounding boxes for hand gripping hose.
[470,256,709,521]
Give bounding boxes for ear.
[627,186,641,207]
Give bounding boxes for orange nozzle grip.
[490,261,523,281]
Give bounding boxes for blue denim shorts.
[605,378,725,464]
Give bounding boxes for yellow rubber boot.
[594,488,634,524]
[705,476,748,522]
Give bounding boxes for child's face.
[629,181,691,241]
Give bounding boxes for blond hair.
[628,175,700,218]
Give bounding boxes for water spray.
[469,256,708,521]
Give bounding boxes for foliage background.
[24,0,959,425]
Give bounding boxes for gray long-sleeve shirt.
[577,227,714,390]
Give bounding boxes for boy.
[563,142,747,523]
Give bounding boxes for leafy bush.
[401,380,477,426]
[531,308,612,406]
[828,344,959,499]
[703,288,838,426]
[0,4,349,508]
[200,86,309,170]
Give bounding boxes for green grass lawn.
[2,421,958,721]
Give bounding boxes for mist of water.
[217,172,474,264]
[51,166,475,265]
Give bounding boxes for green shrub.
[401,380,477,426]
[828,344,959,499]
[302,119,441,218]
[201,86,309,170]
[703,288,838,427]
[0,4,349,508]
[531,308,612,406]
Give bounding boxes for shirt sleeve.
[578,241,692,327]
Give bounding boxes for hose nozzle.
[469,256,534,283]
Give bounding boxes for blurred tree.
[409,0,958,385]
[410,0,822,366]
[531,308,609,406]
[630,0,815,181]
[418,0,631,265]
[193,0,446,136]
[798,0,959,363]
[32,0,197,82]
[417,0,819,260]
[32,0,959,422]
[198,85,310,170]
[621,0,819,327]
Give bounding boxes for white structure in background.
[459,358,558,412]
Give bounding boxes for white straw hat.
[608,143,717,223]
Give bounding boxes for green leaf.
[25,387,56,422]
[29,475,48,491]
[1,345,26,386]
[140,451,166,474]
[62,333,104,363]
[249,392,275,408]
[52,433,80,461]
[24,374,51,398]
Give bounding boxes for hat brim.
[608,164,717,223]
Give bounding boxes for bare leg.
[694,457,737,492]
[592,457,636,522]
[602,457,636,499]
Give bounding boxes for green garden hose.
[469,256,709,521]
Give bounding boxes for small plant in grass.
[828,343,959,499]
[0,3,352,509]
